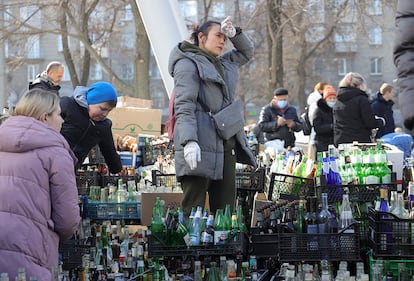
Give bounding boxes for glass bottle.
[315,152,324,178]
[206,262,221,281]
[305,196,319,250]
[223,204,232,232]
[150,197,165,240]
[363,147,380,185]
[249,256,258,281]
[214,209,228,245]
[189,206,202,246]
[379,185,392,252]
[327,145,342,185]
[295,200,305,234]
[194,260,202,281]
[318,193,331,234]
[219,256,228,281]
[392,192,409,255]
[201,214,215,245]
[339,192,354,233]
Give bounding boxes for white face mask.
[327,101,336,108]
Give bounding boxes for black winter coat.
[394,0,414,130]
[29,76,61,95]
[313,99,334,153]
[371,92,395,138]
[258,103,302,148]
[333,87,383,145]
[60,97,122,173]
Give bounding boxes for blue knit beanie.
[86,81,117,105]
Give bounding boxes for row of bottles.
[316,142,392,186]
[150,197,247,247]
[275,260,368,281]
[0,268,36,281]
[256,192,355,235]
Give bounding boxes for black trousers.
[180,137,237,218]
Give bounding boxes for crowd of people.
[1,3,414,278]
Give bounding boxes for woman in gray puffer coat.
[168,17,256,217]
[394,0,414,131]
[0,89,80,280]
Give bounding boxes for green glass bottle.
[150,197,165,240]
[206,262,221,281]
[214,209,228,245]
[296,200,305,233]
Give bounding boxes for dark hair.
[190,20,221,45]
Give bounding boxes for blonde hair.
[338,72,367,90]
[14,89,60,120]
[379,83,393,95]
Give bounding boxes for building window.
[337,58,349,76]
[306,25,325,42]
[334,25,356,43]
[368,0,382,15]
[27,35,40,58]
[121,33,134,49]
[90,63,103,81]
[179,0,198,24]
[27,64,40,82]
[57,35,71,52]
[308,0,325,24]
[370,57,382,75]
[4,40,8,58]
[120,63,133,81]
[124,4,133,21]
[368,27,382,45]
[62,65,70,81]
[242,1,256,13]
[212,3,225,19]
[20,6,41,31]
[314,59,324,75]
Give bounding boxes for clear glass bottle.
[339,192,354,233]
[318,193,331,234]
[194,260,202,281]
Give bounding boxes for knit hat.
[323,85,336,100]
[274,88,289,96]
[86,81,117,105]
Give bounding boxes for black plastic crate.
[236,168,266,192]
[151,170,178,188]
[368,207,414,258]
[315,174,397,203]
[249,227,279,257]
[82,197,141,220]
[76,172,102,196]
[59,240,90,271]
[268,173,315,201]
[147,232,247,257]
[102,175,139,187]
[278,223,360,261]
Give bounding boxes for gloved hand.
[221,16,236,38]
[184,141,201,170]
[375,115,386,127]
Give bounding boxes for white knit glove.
[184,141,201,170]
[221,16,236,38]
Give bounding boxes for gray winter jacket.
[168,31,256,180]
[394,0,414,130]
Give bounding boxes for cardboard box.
[117,96,153,109]
[141,192,184,226]
[109,107,162,137]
